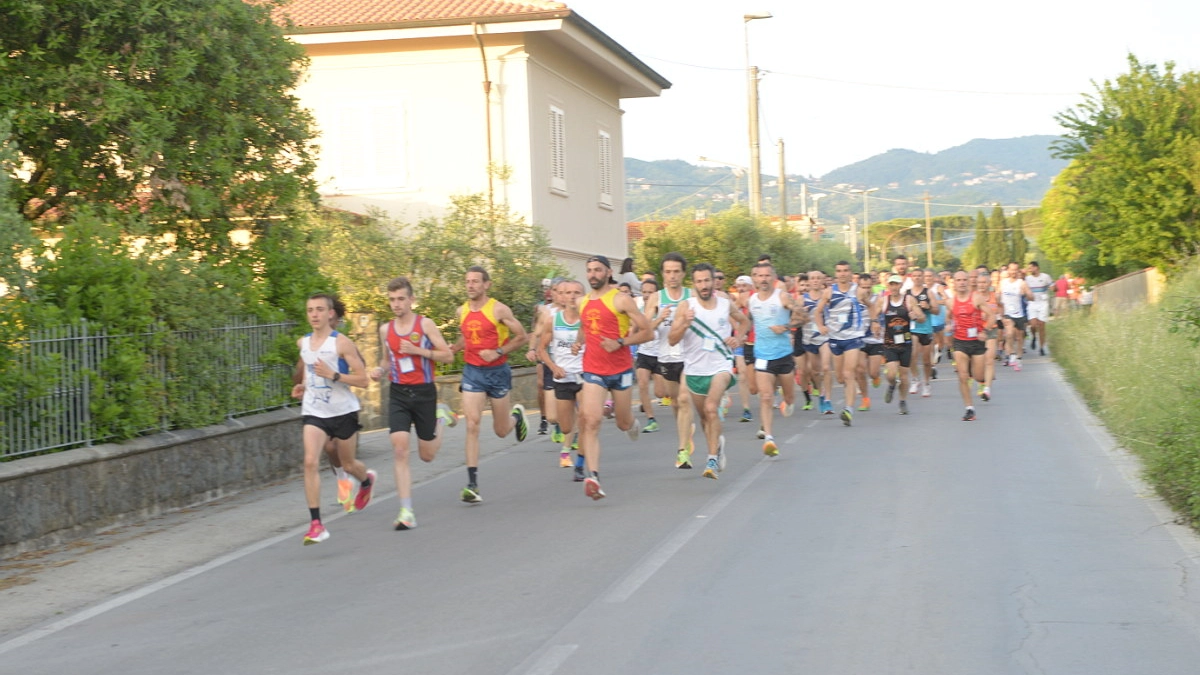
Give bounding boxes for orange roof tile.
[275,0,570,30]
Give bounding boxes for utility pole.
[748,65,763,218]
[778,139,787,222]
[923,192,934,267]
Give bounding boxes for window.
[321,99,407,193]
[598,130,613,209]
[549,105,566,193]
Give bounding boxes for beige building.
[276,0,670,278]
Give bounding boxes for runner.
[906,267,939,398]
[668,263,749,479]
[634,277,663,434]
[291,293,376,545]
[643,252,697,468]
[527,279,558,438]
[999,262,1034,371]
[368,277,456,530]
[732,275,758,423]
[800,270,832,413]
[535,278,587,478]
[975,272,1001,402]
[926,268,949,375]
[451,266,530,505]
[857,272,883,411]
[815,261,869,426]
[876,275,926,414]
[1024,261,1053,355]
[748,261,801,456]
[949,271,990,421]
[575,255,652,499]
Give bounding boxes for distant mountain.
[624,135,1067,224]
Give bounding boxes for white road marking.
[603,460,770,603]
[523,644,579,675]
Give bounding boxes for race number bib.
[966,327,978,339]
[620,372,633,388]
[755,358,768,370]
[702,337,717,352]
[398,356,414,373]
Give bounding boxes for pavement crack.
[1009,576,1047,675]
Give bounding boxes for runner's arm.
[421,318,455,364]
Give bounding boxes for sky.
[563,0,1200,178]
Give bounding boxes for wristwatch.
[332,372,341,382]
[496,346,505,356]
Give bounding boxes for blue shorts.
[803,343,826,355]
[827,337,865,356]
[581,369,635,391]
[461,363,512,399]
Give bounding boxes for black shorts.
[953,339,988,357]
[861,342,885,358]
[388,382,439,441]
[1004,315,1028,332]
[883,344,912,367]
[553,380,583,401]
[743,344,755,363]
[540,363,554,390]
[636,352,659,372]
[792,330,806,356]
[657,360,685,382]
[913,332,933,346]
[755,354,795,376]
[304,411,361,441]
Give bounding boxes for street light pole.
[744,12,772,219]
[851,187,879,271]
[882,224,922,263]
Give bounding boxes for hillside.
[625,135,1067,224]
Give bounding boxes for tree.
[963,211,989,269]
[986,205,1009,268]
[1010,210,1030,264]
[1045,55,1200,278]
[0,0,317,244]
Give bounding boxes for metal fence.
[0,319,297,459]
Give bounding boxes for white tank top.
[680,296,734,377]
[549,309,584,382]
[1000,278,1027,318]
[301,332,361,418]
[655,287,691,364]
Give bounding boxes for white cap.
[735,275,753,285]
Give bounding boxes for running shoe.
[551,423,564,443]
[812,387,821,397]
[659,396,672,407]
[1030,336,1037,350]
[584,476,606,500]
[756,426,766,440]
[676,448,693,469]
[1012,360,1022,372]
[821,398,834,415]
[511,404,529,442]
[302,520,329,545]
[802,400,813,411]
[436,402,458,428]
[962,407,976,422]
[977,383,985,397]
[626,418,641,441]
[702,457,719,479]
[393,508,416,531]
[538,418,549,435]
[573,465,586,482]
[1039,347,1046,356]
[858,397,871,412]
[763,436,779,457]
[898,400,909,415]
[885,381,896,404]
[571,438,579,450]
[931,367,938,380]
[741,408,753,422]
[336,471,353,507]
[981,386,991,402]
[603,400,614,419]
[643,419,660,433]
[872,375,881,388]
[780,400,795,418]
[719,394,731,421]
[922,383,931,398]
[461,484,482,504]
[840,408,853,427]
[717,435,727,471]
[352,469,377,512]
[560,452,572,468]
[909,380,920,395]
[933,346,941,363]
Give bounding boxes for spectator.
[1054,273,1071,316]
[617,258,642,298]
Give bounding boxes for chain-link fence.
[0,319,297,459]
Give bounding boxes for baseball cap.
[586,255,612,269]
[887,274,904,284]
[541,278,552,288]
[735,275,753,285]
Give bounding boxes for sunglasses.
[714,276,725,280]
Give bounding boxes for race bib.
[895,333,906,343]
[398,356,414,373]
[620,372,633,388]
[702,337,717,352]
[755,358,768,370]
[966,327,978,339]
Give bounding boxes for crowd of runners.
[288,253,1057,543]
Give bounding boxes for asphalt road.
[4,353,1200,674]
